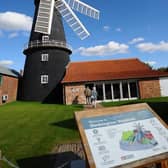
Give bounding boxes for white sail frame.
[35,0,55,34]
[55,0,90,40]
[65,0,99,20]
[34,0,100,39]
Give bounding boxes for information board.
[75,103,168,168]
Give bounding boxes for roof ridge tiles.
[69,57,139,64]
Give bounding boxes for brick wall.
[139,79,161,99]
[0,75,18,105]
[64,84,86,105]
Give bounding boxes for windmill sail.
[65,0,99,20]
[35,0,55,34]
[55,0,90,40]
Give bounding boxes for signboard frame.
[75,103,168,168]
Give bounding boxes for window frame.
[41,53,49,62]
[41,75,48,84]
[42,35,49,41]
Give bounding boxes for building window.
[85,81,138,102]
[113,83,121,99]
[129,82,138,97]
[96,84,103,100]
[122,82,129,98]
[41,53,49,62]
[0,75,3,86]
[105,84,112,99]
[41,75,48,84]
[42,35,49,41]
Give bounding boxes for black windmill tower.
[21,0,99,103]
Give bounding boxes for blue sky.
[1,0,168,71]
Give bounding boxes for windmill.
[35,0,99,40]
[19,0,99,103]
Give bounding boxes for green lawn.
[102,97,168,124]
[0,98,168,168]
[0,101,83,168]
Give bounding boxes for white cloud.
[0,11,32,31]
[0,60,14,67]
[129,37,144,44]
[103,26,110,32]
[78,41,129,56]
[136,41,168,53]
[8,32,19,39]
[145,61,157,66]
[115,28,122,32]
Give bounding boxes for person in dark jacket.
[84,86,91,105]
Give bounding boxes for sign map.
[81,110,168,168]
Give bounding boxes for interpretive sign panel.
[75,103,168,168]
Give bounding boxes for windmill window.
[41,75,48,84]
[42,35,49,41]
[41,54,49,62]
[0,75,3,86]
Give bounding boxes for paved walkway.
[83,103,103,110]
[52,141,85,160]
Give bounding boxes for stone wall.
[139,79,161,99]
[0,75,18,105]
[64,84,86,105]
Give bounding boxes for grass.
[0,101,83,168]
[0,97,168,167]
[102,97,168,124]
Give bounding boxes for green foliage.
[157,67,168,72]
[0,101,83,168]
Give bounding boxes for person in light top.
[91,86,97,108]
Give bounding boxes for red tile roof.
[62,58,168,83]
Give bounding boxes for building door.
[96,84,103,100]
[160,77,168,96]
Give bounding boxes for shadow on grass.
[116,102,168,124]
[102,100,168,124]
[17,152,82,168]
[148,102,168,124]
[50,118,78,130]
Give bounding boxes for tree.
[157,67,168,72]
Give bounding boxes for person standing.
[91,86,97,108]
[84,86,91,105]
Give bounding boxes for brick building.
[0,66,20,105]
[62,58,168,105]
